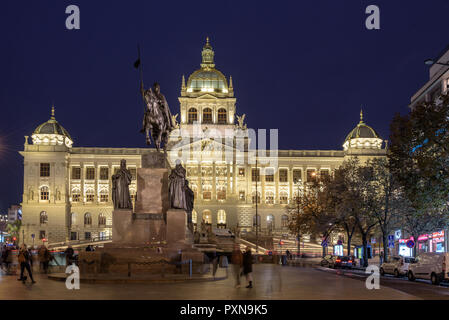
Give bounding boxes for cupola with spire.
[182,37,231,97]
[31,105,73,147]
[343,109,383,151]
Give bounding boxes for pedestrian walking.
[231,244,243,288]
[65,245,74,265]
[17,244,36,284]
[243,246,253,288]
[38,245,52,274]
[2,246,11,272]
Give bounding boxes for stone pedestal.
[134,168,169,214]
[112,209,133,243]
[166,209,193,246]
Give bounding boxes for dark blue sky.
[1,0,448,212]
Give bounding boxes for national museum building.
[20,39,387,244]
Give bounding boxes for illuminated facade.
[20,39,387,244]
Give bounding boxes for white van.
[408,252,449,285]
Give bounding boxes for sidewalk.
[47,266,228,284]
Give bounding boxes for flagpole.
[136,44,146,113]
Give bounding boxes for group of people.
[0,243,55,284]
[231,245,254,288]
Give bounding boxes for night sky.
[1,0,448,212]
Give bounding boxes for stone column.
[226,163,231,196]
[275,167,279,204]
[108,162,113,205]
[232,163,237,195]
[246,164,251,203]
[198,162,203,200]
[288,165,293,200]
[80,162,85,203]
[94,161,98,204]
[261,166,265,205]
[212,162,216,201]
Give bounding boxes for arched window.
[203,185,212,200]
[282,215,289,228]
[203,108,212,124]
[188,108,198,124]
[267,214,275,231]
[85,189,94,203]
[252,191,261,204]
[84,213,92,226]
[40,186,49,201]
[40,211,48,224]
[217,187,226,200]
[217,210,226,229]
[130,189,136,202]
[192,210,197,224]
[279,191,289,204]
[217,108,227,124]
[98,213,106,226]
[99,189,108,203]
[71,212,77,226]
[265,191,274,204]
[71,188,81,202]
[202,210,212,225]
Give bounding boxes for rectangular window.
[71,167,81,180]
[86,193,95,203]
[99,167,109,180]
[239,191,245,201]
[100,194,109,202]
[39,231,46,240]
[203,191,212,200]
[307,169,317,182]
[238,168,245,177]
[279,169,288,182]
[70,232,77,241]
[320,170,330,180]
[293,169,302,183]
[85,232,91,240]
[72,193,81,202]
[251,168,260,182]
[40,163,50,177]
[86,167,95,180]
[129,168,137,180]
[265,168,274,182]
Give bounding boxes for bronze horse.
[140,88,168,152]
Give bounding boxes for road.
[316,266,449,300]
[0,264,433,300]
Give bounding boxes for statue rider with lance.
[134,46,174,151]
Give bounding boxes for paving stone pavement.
[0,264,417,300]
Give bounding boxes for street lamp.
[424,59,449,67]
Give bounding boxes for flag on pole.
[134,58,140,69]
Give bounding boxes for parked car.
[320,255,354,269]
[380,256,414,277]
[408,252,449,285]
[334,256,353,269]
[321,255,337,268]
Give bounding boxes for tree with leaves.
[6,220,21,245]
[389,93,449,256]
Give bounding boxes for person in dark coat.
[65,245,75,265]
[243,246,253,288]
[17,244,36,284]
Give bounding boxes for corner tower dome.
[185,37,231,95]
[343,110,382,151]
[32,106,73,147]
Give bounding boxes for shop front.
[417,230,446,254]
